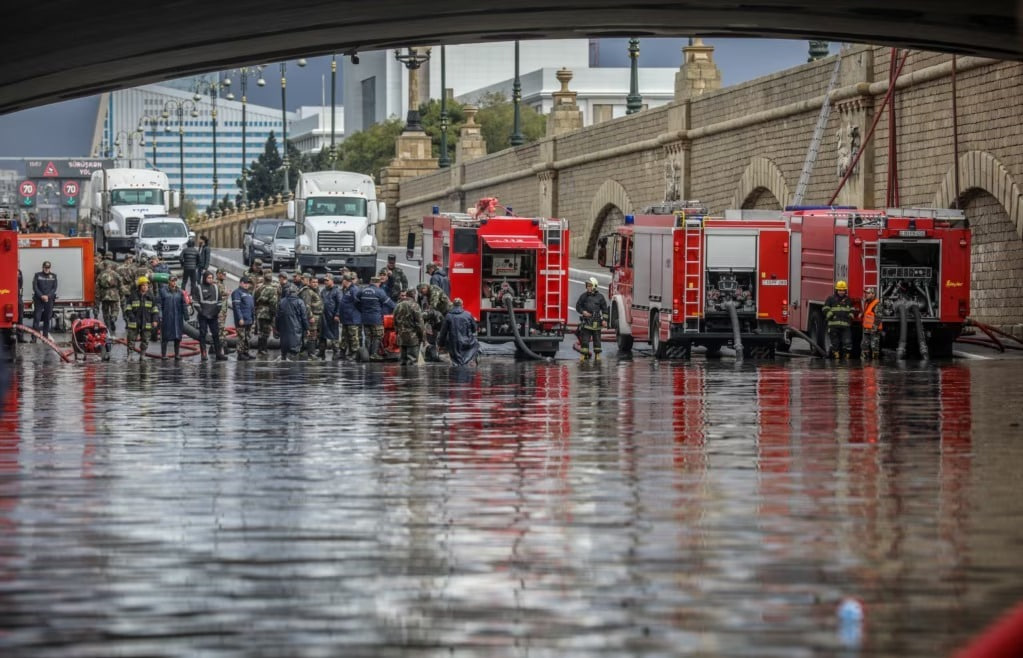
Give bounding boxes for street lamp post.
[138,114,162,168]
[394,47,431,132]
[161,99,199,218]
[114,129,144,167]
[439,45,450,167]
[280,59,307,197]
[626,38,643,115]
[330,54,338,169]
[225,66,266,205]
[510,41,524,146]
[194,75,231,210]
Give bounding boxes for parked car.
[270,221,296,272]
[135,216,193,265]
[242,218,286,266]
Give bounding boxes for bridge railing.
[188,195,290,249]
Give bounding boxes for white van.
[134,216,194,265]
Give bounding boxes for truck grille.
[317,231,356,253]
[126,217,140,234]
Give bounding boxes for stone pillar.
[832,48,875,208]
[675,38,722,100]
[537,139,557,217]
[456,105,487,163]
[379,130,439,245]
[547,68,583,137]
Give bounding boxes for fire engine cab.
[417,199,570,358]
[786,206,971,357]
[0,218,18,358]
[598,202,791,358]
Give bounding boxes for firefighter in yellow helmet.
[124,275,160,361]
[824,280,854,359]
[576,276,609,361]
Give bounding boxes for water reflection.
[1,354,1022,656]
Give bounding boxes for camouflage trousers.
[126,328,150,357]
[256,317,274,355]
[101,301,120,331]
[364,324,384,358]
[303,323,320,356]
[236,324,252,357]
[861,329,881,358]
[340,324,362,356]
[218,308,229,345]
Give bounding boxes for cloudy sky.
[0,38,834,158]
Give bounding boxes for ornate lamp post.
[193,75,231,209]
[330,54,338,169]
[394,47,431,132]
[439,45,450,167]
[161,99,199,218]
[510,41,524,146]
[113,128,144,167]
[626,38,643,115]
[138,114,163,168]
[280,59,307,197]
[808,40,830,61]
[224,66,266,205]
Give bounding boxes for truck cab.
[289,171,384,282]
[87,168,174,257]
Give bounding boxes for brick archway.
[932,150,1023,241]
[582,179,632,257]
[730,157,791,210]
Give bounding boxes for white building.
[343,40,591,136]
[458,66,677,125]
[289,106,345,155]
[98,84,295,209]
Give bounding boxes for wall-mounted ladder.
[862,241,880,291]
[681,218,703,332]
[542,220,564,320]
[791,53,844,206]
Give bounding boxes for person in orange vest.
[860,286,882,360]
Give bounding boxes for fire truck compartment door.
[705,233,757,269]
[481,236,546,250]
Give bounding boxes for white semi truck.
[85,168,174,257]
[288,171,384,281]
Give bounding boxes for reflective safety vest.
[862,298,880,331]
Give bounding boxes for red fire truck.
[786,207,970,357]
[417,199,570,358]
[0,218,19,358]
[597,203,791,358]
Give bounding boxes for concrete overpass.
[2,0,1021,115]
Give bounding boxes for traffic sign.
[18,180,36,207]
[42,161,60,177]
[62,180,80,207]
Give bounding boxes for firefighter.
[860,286,882,360]
[125,276,160,361]
[824,280,854,359]
[575,277,608,361]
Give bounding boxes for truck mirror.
[286,200,295,220]
[171,190,181,209]
[405,231,416,261]
[596,236,608,268]
[377,202,387,225]
[94,192,103,209]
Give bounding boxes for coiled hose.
[503,294,547,361]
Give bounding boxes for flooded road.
[2,348,1023,657]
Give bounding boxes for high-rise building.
[99,83,294,209]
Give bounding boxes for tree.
[241,131,283,202]
[337,118,405,182]
[419,98,467,163]
[473,92,546,152]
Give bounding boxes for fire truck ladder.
[862,240,880,291]
[681,217,703,332]
[791,53,844,206]
[543,219,564,320]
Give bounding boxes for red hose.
[954,601,1023,658]
[13,324,73,362]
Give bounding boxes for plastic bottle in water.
[837,597,864,648]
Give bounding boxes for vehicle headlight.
[360,246,373,253]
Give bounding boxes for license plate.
[898,230,926,237]
[327,259,347,267]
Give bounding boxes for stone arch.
[932,150,1023,240]
[583,179,632,258]
[742,187,783,210]
[730,157,791,210]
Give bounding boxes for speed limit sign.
[62,180,80,206]
[18,180,36,207]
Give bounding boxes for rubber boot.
[257,335,268,356]
[174,342,181,362]
[368,338,382,360]
[161,342,168,359]
[200,347,208,362]
[318,345,327,360]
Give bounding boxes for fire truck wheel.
[743,343,775,359]
[616,327,634,353]
[704,343,723,357]
[650,318,667,359]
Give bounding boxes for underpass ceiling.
[3,0,1019,115]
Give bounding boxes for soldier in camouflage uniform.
[416,281,452,362]
[93,251,113,317]
[297,272,324,359]
[393,289,426,364]
[254,271,280,356]
[96,260,122,333]
[215,269,230,354]
[320,274,343,360]
[338,273,362,359]
[117,255,137,318]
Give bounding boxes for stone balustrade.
[190,194,291,249]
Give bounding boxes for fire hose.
[502,294,548,361]
[895,302,929,360]
[13,324,73,362]
[787,327,829,358]
[726,301,743,360]
[956,319,1023,352]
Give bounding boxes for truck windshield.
[305,196,367,217]
[111,189,165,205]
[140,222,187,238]
[276,224,296,240]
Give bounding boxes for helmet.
[587,277,599,287]
[835,280,848,291]
[136,276,150,285]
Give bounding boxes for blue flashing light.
[624,214,635,224]
[432,205,440,214]
[785,205,856,211]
